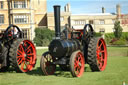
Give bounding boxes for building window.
[89,20,93,24]
[75,20,86,25]
[14,15,28,24]
[0,15,4,24]
[112,19,115,24]
[60,17,64,22]
[0,1,3,9]
[100,28,105,33]
[99,20,105,24]
[22,29,29,39]
[14,1,27,8]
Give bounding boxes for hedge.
[105,32,128,45]
[34,27,54,46]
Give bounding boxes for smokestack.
[54,5,61,38]
[102,7,105,13]
[116,4,121,16]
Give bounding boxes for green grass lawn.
[0,47,128,85]
[107,47,128,57]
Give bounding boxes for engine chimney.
[54,5,61,38]
[102,7,105,13]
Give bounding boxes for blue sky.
[47,0,128,14]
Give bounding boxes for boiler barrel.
[49,39,81,58]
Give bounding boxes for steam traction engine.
[0,25,36,72]
[40,5,107,77]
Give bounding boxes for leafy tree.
[34,27,54,46]
[114,20,123,39]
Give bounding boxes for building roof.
[72,13,116,16]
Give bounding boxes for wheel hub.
[24,53,27,58]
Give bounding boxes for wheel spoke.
[17,58,21,62]
[27,53,34,56]
[74,61,78,68]
[17,49,24,55]
[25,45,31,52]
[78,56,81,61]
[23,41,27,47]
[27,56,31,59]
[99,42,103,48]
[96,48,100,53]
[100,55,104,61]
[100,50,105,53]
[76,68,80,74]
[17,55,23,58]
[18,59,23,65]
[21,61,25,70]
[20,45,25,53]
[77,64,81,69]
[99,62,102,69]
[24,62,29,70]
[27,49,31,53]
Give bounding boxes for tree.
[114,20,123,39]
[34,28,54,46]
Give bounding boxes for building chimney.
[116,4,121,16]
[64,3,70,12]
[102,7,105,13]
[64,5,67,12]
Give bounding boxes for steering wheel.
[4,24,23,40]
[82,24,94,43]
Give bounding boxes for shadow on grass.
[27,65,92,78]
[0,67,43,76]
[54,67,72,78]
[0,65,91,78]
[0,68,16,73]
[54,66,91,78]
[27,67,43,76]
[26,67,72,78]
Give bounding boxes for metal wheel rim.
[43,53,56,75]
[96,38,107,71]
[16,40,36,72]
[74,52,84,77]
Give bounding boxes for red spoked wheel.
[9,39,36,72]
[70,50,85,77]
[87,37,107,71]
[96,38,107,71]
[40,52,56,75]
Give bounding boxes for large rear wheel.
[87,37,107,71]
[0,47,10,72]
[9,39,36,72]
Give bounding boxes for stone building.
[47,4,128,33]
[0,0,128,40]
[0,0,47,40]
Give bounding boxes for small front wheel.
[40,52,56,75]
[69,50,85,77]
